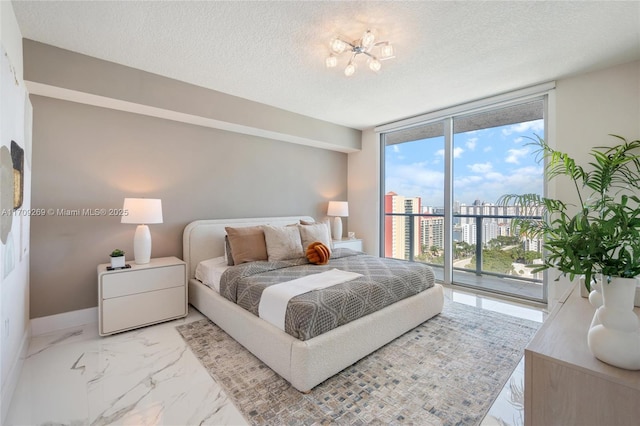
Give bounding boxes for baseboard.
[1,327,30,425]
[30,307,98,336]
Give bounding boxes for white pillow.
[263,225,304,261]
[195,256,229,292]
[298,222,332,254]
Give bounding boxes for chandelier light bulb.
[368,58,381,72]
[344,61,356,77]
[330,37,347,54]
[325,55,337,68]
[380,43,395,59]
[361,30,375,49]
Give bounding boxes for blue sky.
[385,120,544,208]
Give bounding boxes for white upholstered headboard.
[182,216,315,279]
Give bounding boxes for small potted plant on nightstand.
[109,249,125,268]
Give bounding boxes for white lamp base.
[332,216,343,240]
[133,224,152,264]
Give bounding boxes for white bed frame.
[183,216,444,392]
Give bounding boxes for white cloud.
[502,119,544,136]
[485,171,505,181]
[468,162,493,173]
[454,166,543,205]
[466,138,478,150]
[505,147,530,164]
[385,161,445,206]
[387,161,544,207]
[435,147,464,158]
[454,175,483,187]
[483,146,492,152]
[392,145,400,153]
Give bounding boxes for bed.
[184,216,444,392]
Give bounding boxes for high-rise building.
[385,192,422,259]
[461,223,476,245]
[420,216,445,250]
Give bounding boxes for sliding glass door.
[382,97,547,302]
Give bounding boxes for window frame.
[378,83,555,302]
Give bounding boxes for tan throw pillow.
[298,222,332,254]
[263,225,304,261]
[225,226,268,265]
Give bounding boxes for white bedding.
[258,269,362,331]
[195,256,229,292]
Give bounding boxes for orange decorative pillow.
[306,242,330,265]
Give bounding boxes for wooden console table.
[524,284,640,425]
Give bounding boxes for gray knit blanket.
[219,249,436,340]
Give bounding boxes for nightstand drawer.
[102,264,185,299]
[101,286,186,334]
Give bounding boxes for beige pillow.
[298,222,332,254]
[263,225,304,261]
[224,226,268,265]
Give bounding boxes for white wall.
[0,2,29,423]
[555,60,640,189]
[348,128,380,255]
[549,59,640,301]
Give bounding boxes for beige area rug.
[176,301,540,425]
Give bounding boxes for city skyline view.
[385,119,545,209]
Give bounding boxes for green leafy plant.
[498,134,640,291]
[110,249,125,257]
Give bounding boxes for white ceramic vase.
[587,276,640,370]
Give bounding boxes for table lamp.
[121,198,163,264]
[327,201,349,240]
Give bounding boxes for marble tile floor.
[6,289,545,426]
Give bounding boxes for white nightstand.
[98,256,187,336]
[332,238,363,251]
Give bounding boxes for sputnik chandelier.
[325,29,395,76]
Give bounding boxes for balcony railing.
[384,212,544,301]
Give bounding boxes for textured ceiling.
[11,1,640,130]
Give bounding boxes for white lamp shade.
[327,201,349,217]
[121,198,163,224]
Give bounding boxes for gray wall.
[30,95,347,318]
